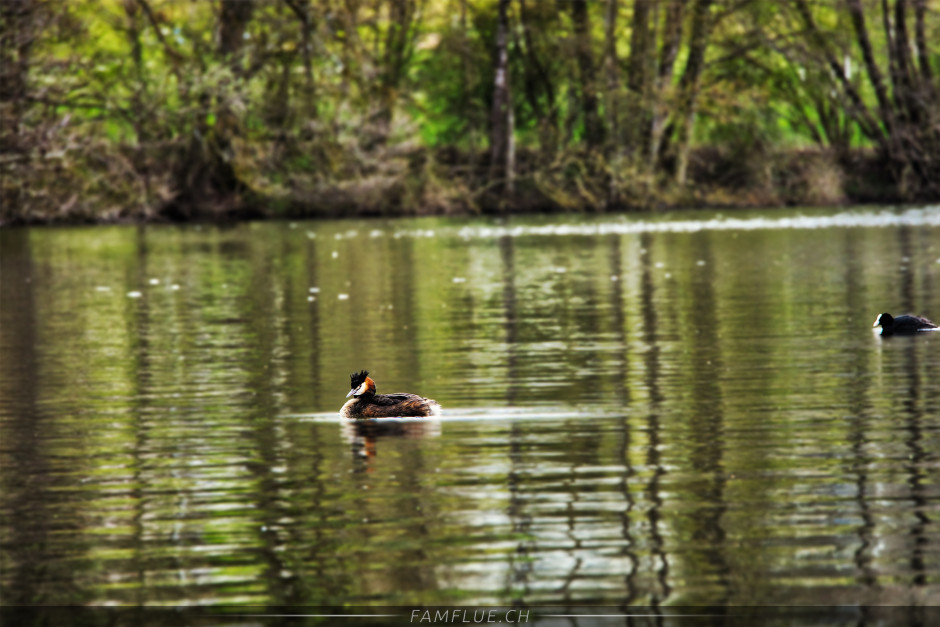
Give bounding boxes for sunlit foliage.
[1,0,937,223]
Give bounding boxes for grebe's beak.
[346,381,366,398]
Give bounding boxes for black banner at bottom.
[1,605,936,626]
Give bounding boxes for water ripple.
[423,207,940,239]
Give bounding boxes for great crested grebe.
[340,370,441,419]
[873,312,938,335]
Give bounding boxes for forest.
[1,0,939,224]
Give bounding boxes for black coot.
[872,312,938,335]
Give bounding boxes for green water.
[1,207,939,612]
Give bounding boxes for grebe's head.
[873,313,893,329]
[346,370,376,398]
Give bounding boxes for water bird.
[340,370,441,419]
[872,312,938,335]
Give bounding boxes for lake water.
[2,206,940,621]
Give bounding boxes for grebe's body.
[340,370,441,419]
[873,312,938,335]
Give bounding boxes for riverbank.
[4,1,937,229]
[0,143,908,227]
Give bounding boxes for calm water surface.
[1,206,940,613]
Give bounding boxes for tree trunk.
[846,0,894,136]
[284,0,317,115]
[674,0,713,185]
[0,0,33,124]
[520,0,557,155]
[571,0,603,149]
[625,0,652,157]
[123,1,156,143]
[824,0,938,195]
[793,0,881,142]
[648,0,683,171]
[912,0,932,82]
[371,0,419,141]
[219,0,254,62]
[890,0,938,194]
[490,0,515,195]
[123,0,143,75]
[603,0,620,152]
[890,0,924,130]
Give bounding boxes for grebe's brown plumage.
[340,370,441,419]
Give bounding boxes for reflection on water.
[341,417,442,469]
[1,206,939,610]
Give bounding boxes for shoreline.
[1,145,926,228]
[3,196,932,230]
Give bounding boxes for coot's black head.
[873,313,894,329]
[347,370,375,398]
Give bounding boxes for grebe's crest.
[347,370,374,398]
[350,370,369,389]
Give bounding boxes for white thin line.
[543,615,729,618]
[226,615,401,618]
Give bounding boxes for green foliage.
[2,0,938,224]
[408,23,489,147]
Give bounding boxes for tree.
[624,0,651,156]
[571,0,603,149]
[518,0,560,156]
[0,0,35,141]
[672,0,715,185]
[792,0,940,197]
[219,0,255,62]
[648,0,684,170]
[283,0,318,114]
[602,0,621,153]
[376,0,422,137]
[489,0,514,196]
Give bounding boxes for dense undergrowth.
[1,0,937,226]
[0,124,899,226]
